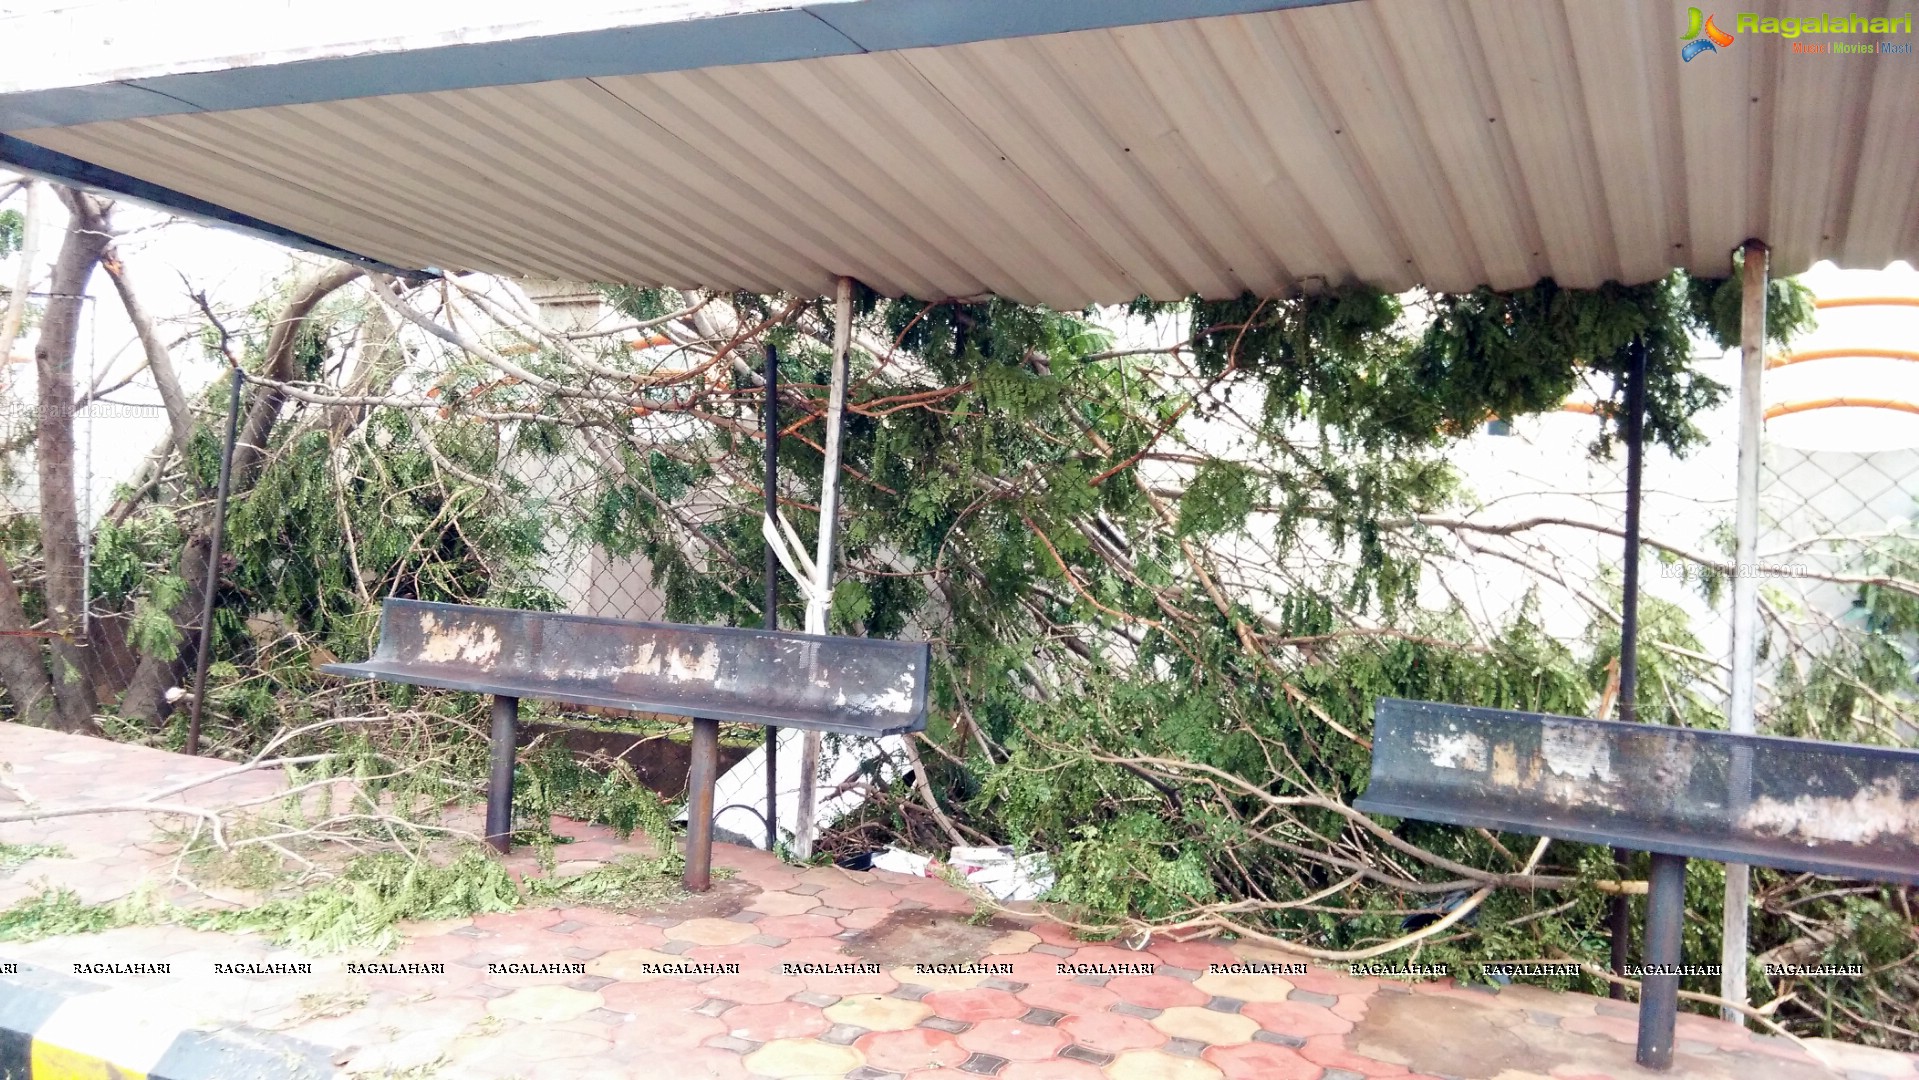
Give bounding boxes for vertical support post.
[763,344,781,852]
[486,695,519,854]
[186,366,244,756]
[793,277,855,860]
[1609,335,1649,992]
[1637,852,1689,1070]
[1723,239,1768,1020]
[685,716,721,891]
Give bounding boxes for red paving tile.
[1331,992,1372,1022]
[1300,1032,1413,1076]
[700,970,808,1005]
[720,1000,830,1041]
[1056,1007,1167,1053]
[5,724,1916,1080]
[797,966,899,996]
[1013,979,1120,1016]
[1144,938,1240,971]
[752,913,843,939]
[598,977,709,1013]
[813,883,888,911]
[998,1062,1111,1080]
[1106,973,1210,1009]
[1241,998,1356,1037]
[855,1027,973,1071]
[1204,1041,1324,1080]
[924,987,1029,1023]
[957,1017,1073,1061]
[610,1007,728,1049]
[1560,1012,1643,1044]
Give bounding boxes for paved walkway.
[2,723,1915,1080]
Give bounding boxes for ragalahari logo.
[1681,7,1736,59]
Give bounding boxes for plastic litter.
[867,847,933,876]
[946,844,1056,902]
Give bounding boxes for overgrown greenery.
[3,235,1912,1049]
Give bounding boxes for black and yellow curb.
[0,962,337,1080]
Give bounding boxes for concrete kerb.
[0,961,337,1080]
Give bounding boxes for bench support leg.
[684,717,721,892]
[486,695,519,854]
[1635,852,1687,1070]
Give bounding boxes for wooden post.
[793,277,854,860]
[1722,239,1768,1020]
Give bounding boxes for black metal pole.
[763,344,780,852]
[1637,852,1688,1069]
[485,695,519,853]
[1609,336,1649,994]
[185,366,244,756]
[686,716,721,891]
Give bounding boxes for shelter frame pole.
[1608,336,1649,993]
[485,695,519,853]
[1722,239,1768,1020]
[1637,851,1688,1070]
[186,366,244,756]
[685,716,720,890]
[793,277,855,860]
[763,343,781,852]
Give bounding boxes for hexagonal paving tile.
[1057,1007,1167,1053]
[985,930,1041,955]
[1107,974,1210,1010]
[741,1037,865,1077]
[1202,1041,1324,1080]
[1240,998,1355,1037]
[1013,980,1120,1017]
[486,985,604,1024]
[701,971,807,1005]
[925,987,1029,1024]
[997,1061,1111,1080]
[1193,970,1295,1003]
[587,947,704,982]
[720,1001,831,1042]
[1150,1005,1261,1046]
[1107,1049,1228,1079]
[956,1017,1072,1061]
[670,917,761,947]
[855,1026,972,1071]
[824,994,935,1032]
[745,890,821,917]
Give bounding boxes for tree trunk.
[0,554,56,724]
[32,190,112,733]
[117,263,363,726]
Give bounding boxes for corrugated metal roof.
[8,0,1917,305]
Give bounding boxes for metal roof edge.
[0,134,438,279]
[0,0,1355,132]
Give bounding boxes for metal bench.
[1355,697,1919,1070]
[321,599,930,890]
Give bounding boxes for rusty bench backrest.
[1353,697,1919,884]
[321,598,930,736]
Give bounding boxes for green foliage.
[1176,461,1256,539]
[0,887,135,941]
[523,854,692,911]
[194,849,519,954]
[128,574,187,661]
[0,848,520,954]
[0,842,66,871]
[0,208,22,258]
[512,743,682,866]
